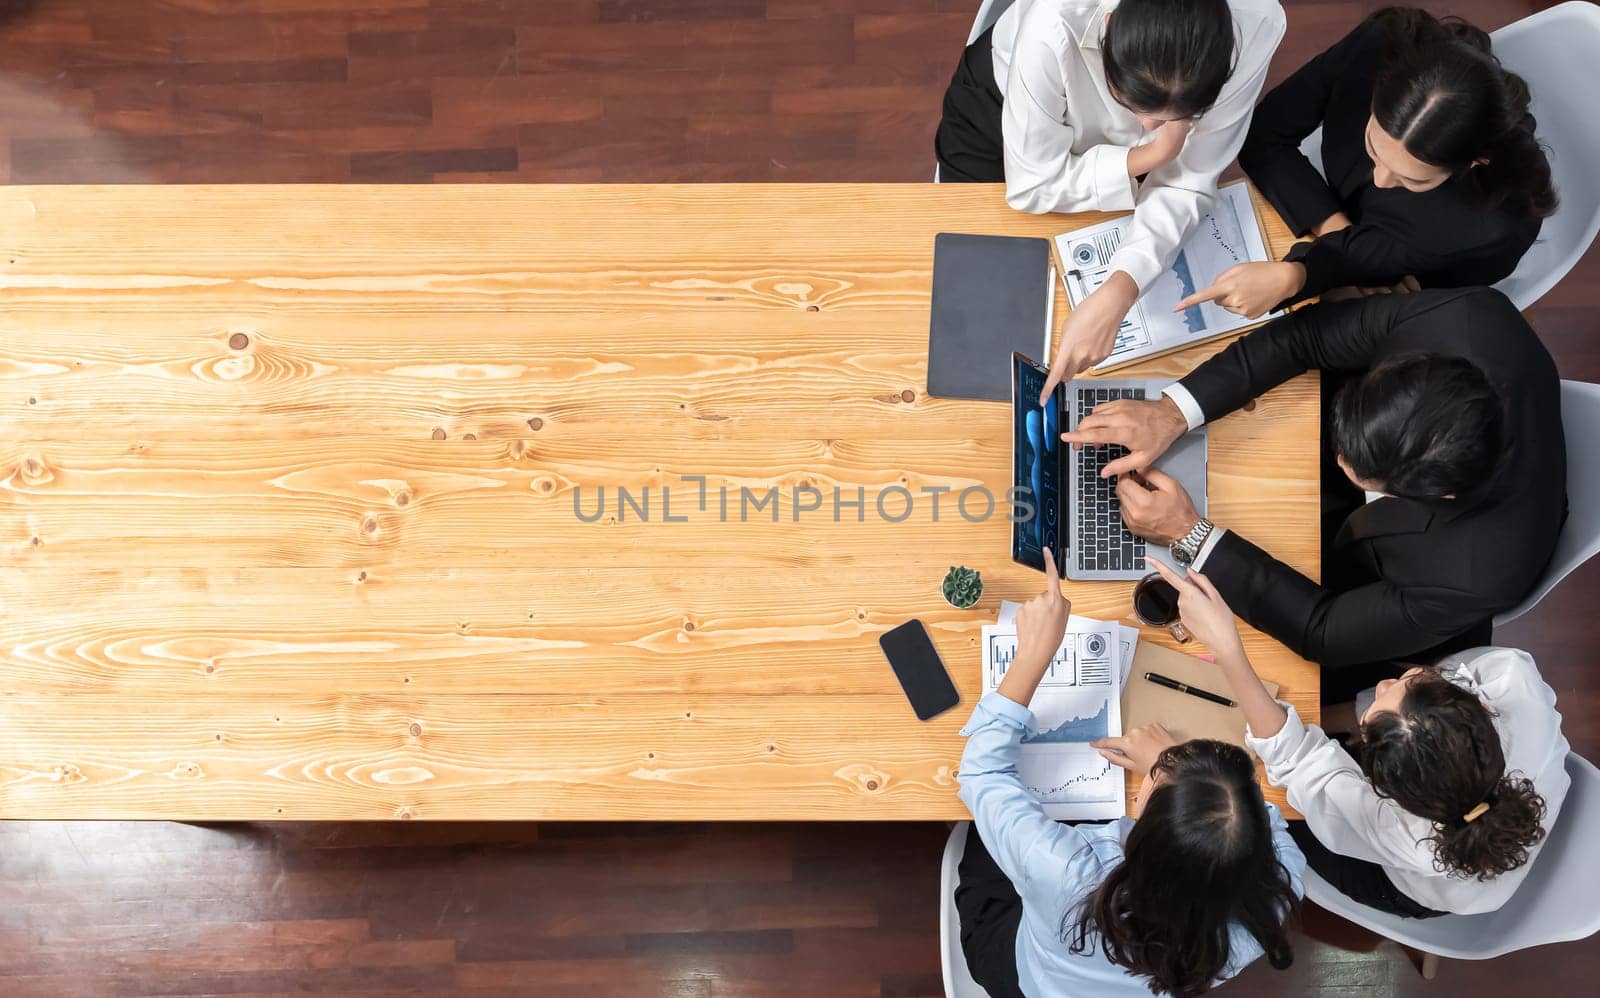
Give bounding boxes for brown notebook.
[1121,642,1278,755]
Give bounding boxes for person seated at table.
[1059,287,1566,703]
[935,0,1286,393]
[1183,7,1557,317]
[956,551,1303,997]
[1148,558,1571,918]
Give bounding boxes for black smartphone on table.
[878,620,961,720]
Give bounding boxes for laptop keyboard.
[1075,387,1148,574]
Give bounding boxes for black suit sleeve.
[1199,531,1492,667]
[1239,24,1378,236]
[1175,292,1412,421]
[1282,224,1449,302]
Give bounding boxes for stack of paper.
[983,606,1138,819]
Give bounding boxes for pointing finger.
[1174,284,1221,312]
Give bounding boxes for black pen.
[1143,671,1236,708]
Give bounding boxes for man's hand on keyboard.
[1116,469,1201,545]
[1060,396,1188,478]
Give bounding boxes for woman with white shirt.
[935,0,1286,397]
[1148,558,1570,917]
[956,552,1304,996]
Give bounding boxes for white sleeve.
[1247,703,1440,872]
[1002,18,1136,215]
[1187,526,1227,571]
[1161,383,1206,430]
[1105,11,1286,292]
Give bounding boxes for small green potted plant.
[941,565,983,609]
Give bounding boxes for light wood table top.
[0,184,1317,820]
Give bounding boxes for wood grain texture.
[0,183,1317,820]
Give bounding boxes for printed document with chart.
[982,615,1126,819]
[1056,181,1280,371]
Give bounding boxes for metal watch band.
[1171,518,1215,566]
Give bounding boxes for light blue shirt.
[957,693,1306,997]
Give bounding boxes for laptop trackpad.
[1132,430,1206,572]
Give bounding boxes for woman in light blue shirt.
[956,554,1305,996]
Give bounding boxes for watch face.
[1171,543,1194,566]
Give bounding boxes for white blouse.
[1246,647,1571,914]
[990,0,1285,291]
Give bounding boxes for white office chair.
[940,822,992,998]
[1494,380,1600,626]
[1488,2,1600,310]
[934,0,1018,183]
[1293,3,1600,309]
[1303,752,1600,980]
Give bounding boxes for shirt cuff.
[959,691,1037,736]
[1188,526,1227,572]
[1244,701,1311,767]
[1088,143,1136,212]
[1161,383,1206,430]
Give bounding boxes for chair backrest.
[969,0,1018,46]
[1494,380,1600,626]
[1304,752,1600,959]
[1489,2,1600,309]
[940,822,992,997]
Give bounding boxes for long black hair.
[1330,352,1508,501]
[1064,740,1298,997]
[1370,6,1557,217]
[1103,0,1237,120]
[1360,669,1547,880]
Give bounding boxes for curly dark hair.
[1360,669,1547,880]
[1063,740,1299,997]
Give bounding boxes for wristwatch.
[1170,518,1215,567]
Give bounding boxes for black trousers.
[935,28,1006,183]
[955,824,1027,998]
[1288,821,1448,919]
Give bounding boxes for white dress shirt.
[1245,647,1571,915]
[991,0,1286,292]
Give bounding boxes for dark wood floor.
[1,1,1597,995]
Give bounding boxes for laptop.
[1011,353,1208,582]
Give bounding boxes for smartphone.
[878,620,961,721]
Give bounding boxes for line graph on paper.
[1019,749,1121,805]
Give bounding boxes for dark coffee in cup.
[1133,575,1180,625]
[1132,573,1190,643]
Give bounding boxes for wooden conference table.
[0,184,1318,821]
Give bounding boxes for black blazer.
[1238,20,1541,303]
[1176,288,1566,669]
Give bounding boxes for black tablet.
[1010,353,1067,574]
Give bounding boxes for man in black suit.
[1063,287,1566,700]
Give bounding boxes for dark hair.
[1064,740,1297,997]
[1360,669,1547,880]
[1102,0,1237,120]
[1370,7,1557,218]
[1331,352,1507,500]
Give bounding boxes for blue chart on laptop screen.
[1012,356,1061,569]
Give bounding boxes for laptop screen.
[1011,354,1066,574]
